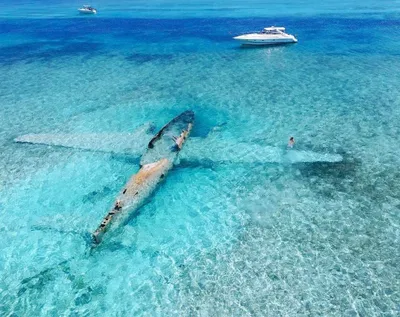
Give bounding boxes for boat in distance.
[78,5,97,14]
[233,26,297,46]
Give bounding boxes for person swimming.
[288,136,295,148]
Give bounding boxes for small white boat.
[233,26,297,46]
[78,5,97,14]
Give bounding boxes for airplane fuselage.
[92,110,195,245]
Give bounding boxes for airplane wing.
[181,136,342,164]
[15,128,343,164]
[14,123,155,157]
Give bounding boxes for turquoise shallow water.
[1,1,400,316]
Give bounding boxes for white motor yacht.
[78,5,97,14]
[233,26,297,45]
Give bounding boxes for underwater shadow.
[294,150,362,197]
[125,52,174,63]
[0,41,103,65]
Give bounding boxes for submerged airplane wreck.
[15,110,343,246]
[92,110,194,244]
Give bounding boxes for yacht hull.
[233,27,298,46]
[78,9,97,14]
[234,38,297,46]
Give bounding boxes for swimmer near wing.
[92,110,195,245]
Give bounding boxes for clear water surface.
[0,1,400,316]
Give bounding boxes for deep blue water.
[1,2,400,316]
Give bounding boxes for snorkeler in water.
[287,136,295,148]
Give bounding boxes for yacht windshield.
[261,29,281,34]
